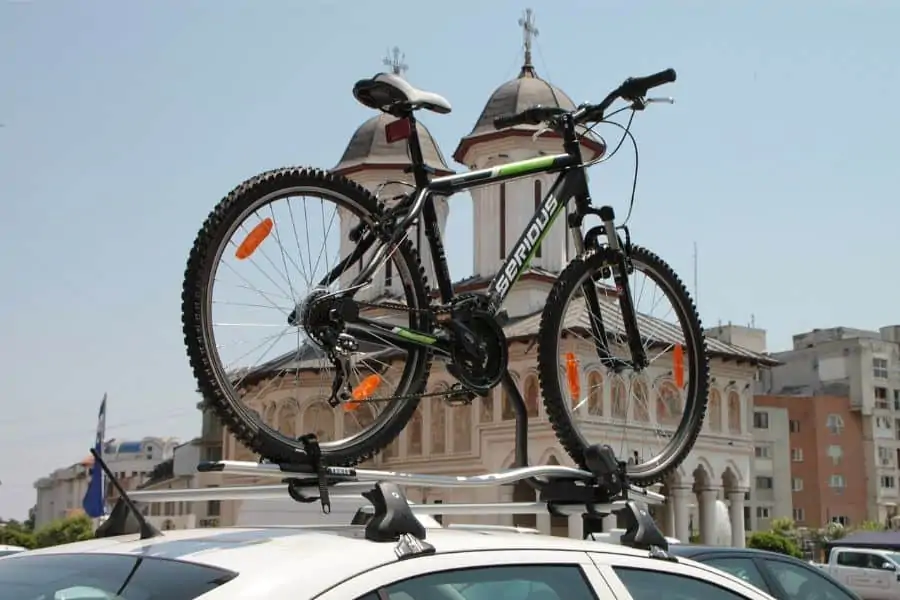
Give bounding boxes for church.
[215,12,778,545]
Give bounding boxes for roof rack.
[122,443,672,562]
[116,373,673,560]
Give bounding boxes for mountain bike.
[182,67,710,486]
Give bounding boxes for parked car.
[0,525,782,600]
[667,545,860,600]
[813,546,900,600]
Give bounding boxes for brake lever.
[532,126,553,142]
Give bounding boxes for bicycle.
[182,67,710,486]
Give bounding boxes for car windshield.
[0,553,238,600]
[885,552,900,566]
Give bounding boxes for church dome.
[333,113,454,176]
[453,64,605,165]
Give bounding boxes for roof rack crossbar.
[195,459,653,493]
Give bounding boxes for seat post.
[403,111,431,188]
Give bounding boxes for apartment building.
[749,403,793,531]
[759,324,900,524]
[33,436,179,528]
[756,395,868,528]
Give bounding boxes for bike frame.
[318,110,639,363]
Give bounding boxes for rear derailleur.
[288,288,358,408]
[442,293,509,398]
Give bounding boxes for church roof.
[333,112,454,176]
[452,64,606,164]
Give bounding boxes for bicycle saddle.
[352,72,452,115]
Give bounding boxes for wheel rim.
[549,250,704,480]
[197,185,425,453]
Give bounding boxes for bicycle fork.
[579,205,649,371]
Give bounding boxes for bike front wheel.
[182,166,432,466]
[537,245,709,486]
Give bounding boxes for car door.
[757,556,859,600]
[588,552,776,600]
[833,549,895,600]
[313,549,614,600]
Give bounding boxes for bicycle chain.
[341,298,483,405]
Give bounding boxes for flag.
[82,394,107,518]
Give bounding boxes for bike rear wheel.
[182,167,432,466]
[537,245,709,486]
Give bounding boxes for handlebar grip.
[621,68,677,97]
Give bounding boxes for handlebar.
[492,68,677,130]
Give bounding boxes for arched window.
[343,405,375,438]
[633,379,650,422]
[611,378,628,420]
[656,382,682,426]
[279,401,300,439]
[499,183,507,259]
[264,403,277,427]
[501,373,520,421]
[587,371,603,416]
[452,404,472,453]
[407,405,423,456]
[533,179,542,259]
[431,397,447,454]
[303,401,333,442]
[524,375,540,418]
[727,391,742,433]
[708,389,722,432]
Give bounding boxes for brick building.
[755,395,868,528]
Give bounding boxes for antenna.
[383,46,408,77]
[90,447,162,540]
[518,8,539,67]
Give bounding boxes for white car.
[0,521,779,600]
[0,544,25,558]
[3,457,778,600]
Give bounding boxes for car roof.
[16,525,657,596]
[668,544,793,558]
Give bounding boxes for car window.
[836,551,891,570]
[0,552,238,600]
[702,558,769,592]
[0,551,21,558]
[613,567,756,600]
[379,564,597,600]
[764,559,856,600]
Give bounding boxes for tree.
[0,520,36,549]
[33,514,94,548]
[747,530,802,558]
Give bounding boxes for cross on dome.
[383,46,408,77]
[518,8,539,68]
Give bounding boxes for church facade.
[213,37,778,545]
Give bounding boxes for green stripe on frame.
[497,155,556,177]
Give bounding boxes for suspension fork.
[598,205,648,368]
[569,192,617,368]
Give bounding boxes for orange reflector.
[235,218,274,260]
[345,374,382,412]
[565,352,581,400]
[673,344,685,388]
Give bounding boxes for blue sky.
[1,1,897,519]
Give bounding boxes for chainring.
[445,294,509,392]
